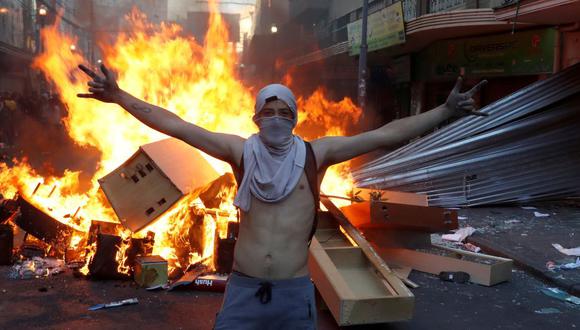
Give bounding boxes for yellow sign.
[347,2,406,56]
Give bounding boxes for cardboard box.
[99,138,219,232]
[134,255,168,288]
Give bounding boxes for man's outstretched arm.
[77,64,244,165]
[313,77,487,168]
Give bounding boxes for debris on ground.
[534,212,550,218]
[552,243,580,256]
[8,257,66,279]
[559,258,580,270]
[134,255,168,288]
[540,287,580,305]
[547,258,580,271]
[534,307,561,314]
[439,271,470,284]
[442,227,476,242]
[463,242,481,253]
[88,298,139,311]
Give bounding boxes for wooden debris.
[376,244,513,286]
[14,195,80,257]
[310,202,414,326]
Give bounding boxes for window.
[131,175,139,183]
[157,198,166,206]
[145,207,155,216]
[146,163,154,172]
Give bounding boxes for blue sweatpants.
[214,272,317,330]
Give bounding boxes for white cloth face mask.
[256,116,294,148]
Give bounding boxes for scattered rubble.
[534,212,550,218]
[88,298,139,311]
[540,287,580,305]
[8,257,66,279]
[442,227,476,242]
[534,307,561,314]
[552,243,580,257]
[547,258,580,271]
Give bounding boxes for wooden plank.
[320,196,412,297]
[340,201,458,232]
[15,196,80,255]
[375,245,513,286]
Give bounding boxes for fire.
[115,228,133,274]
[0,0,361,273]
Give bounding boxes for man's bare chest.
[241,173,315,232]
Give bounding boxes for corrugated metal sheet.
[352,63,580,207]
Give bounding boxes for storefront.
[413,28,557,109]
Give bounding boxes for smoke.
[11,114,101,193]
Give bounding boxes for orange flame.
[0,1,361,272]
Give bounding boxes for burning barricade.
[0,138,240,289]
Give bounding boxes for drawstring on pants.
[255,281,273,304]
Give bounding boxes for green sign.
[416,28,556,79]
[347,2,406,56]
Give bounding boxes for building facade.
[0,0,94,93]
[247,0,580,129]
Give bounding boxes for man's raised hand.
[77,63,120,103]
[445,76,488,117]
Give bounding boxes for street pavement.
[1,263,578,329]
[1,201,579,329]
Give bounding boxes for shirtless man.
[78,63,486,329]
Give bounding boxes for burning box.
[134,255,168,288]
[98,138,219,232]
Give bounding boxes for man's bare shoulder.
[219,133,245,166]
[307,136,342,170]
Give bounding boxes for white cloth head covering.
[254,84,298,125]
[233,84,305,212]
